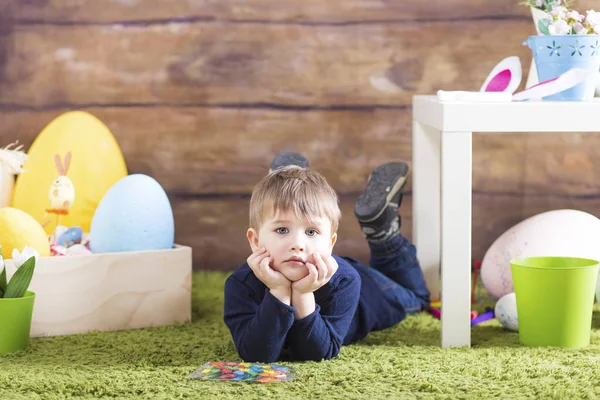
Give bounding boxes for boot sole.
[354,162,409,222]
[269,152,309,172]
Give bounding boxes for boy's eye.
[276,227,288,234]
[306,229,318,236]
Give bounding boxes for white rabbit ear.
[63,151,72,174]
[513,68,595,101]
[480,56,522,93]
[54,154,64,175]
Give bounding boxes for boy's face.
[247,209,337,282]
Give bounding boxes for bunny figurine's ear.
[63,151,72,174]
[480,56,522,93]
[54,154,64,175]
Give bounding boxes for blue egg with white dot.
[90,174,174,253]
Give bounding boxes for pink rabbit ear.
[54,154,64,175]
[63,151,72,174]
[480,56,522,93]
[485,69,512,92]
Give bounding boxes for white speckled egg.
[495,292,519,332]
[90,174,174,253]
[481,209,600,299]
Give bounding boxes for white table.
[411,95,600,348]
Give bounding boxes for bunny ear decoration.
[512,68,595,101]
[54,154,64,175]
[63,151,72,175]
[480,56,522,93]
[53,152,72,176]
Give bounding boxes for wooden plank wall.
[1,0,600,270]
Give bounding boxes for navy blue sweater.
[223,254,406,362]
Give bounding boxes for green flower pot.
[0,291,35,354]
[511,257,599,348]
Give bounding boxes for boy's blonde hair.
[249,166,341,234]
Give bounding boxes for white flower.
[573,22,587,34]
[566,10,583,22]
[549,6,567,19]
[594,24,600,34]
[586,10,600,26]
[549,19,570,35]
[12,247,39,268]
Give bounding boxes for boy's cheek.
[269,258,282,271]
[309,251,331,265]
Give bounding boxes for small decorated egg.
[495,292,519,332]
[57,226,83,248]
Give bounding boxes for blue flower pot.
[527,35,600,101]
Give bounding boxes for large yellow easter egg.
[13,111,128,234]
[0,207,50,258]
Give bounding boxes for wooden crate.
[5,245,192,337]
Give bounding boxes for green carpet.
[2,271,600,399]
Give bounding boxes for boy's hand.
[247,247,291,292]
[292,253,338,295]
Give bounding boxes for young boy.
[224,153,430,362]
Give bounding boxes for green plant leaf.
[0,245,4,298]
[3,256,35,298]
[0,263,6,290]
[538,19,552,35]
[0,262,6,299]
[0,266,6,298]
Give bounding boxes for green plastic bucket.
[511,257,599,348]
[0,291,35,354]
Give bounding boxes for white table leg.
[441,131,472,348]
[412,121,441,301]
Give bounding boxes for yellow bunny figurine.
[46,152,75,215]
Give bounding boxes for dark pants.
[350,234,430,315]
